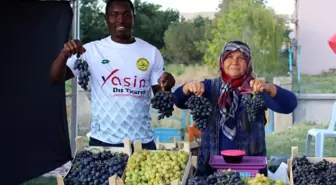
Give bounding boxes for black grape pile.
[74,55,90,91]
[64,150,128,185]
[185,95,213,131]
[244,94,266,122]
[150,91,174,120]
[188,170,245,185]
[292,156,336,185]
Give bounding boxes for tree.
[79,0,179,49]
[163,16,210,64]
[133,0,179,49]
[80,0,108,44]
[203,0,288,79]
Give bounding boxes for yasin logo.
[101,69,147,95]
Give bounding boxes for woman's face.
[222,50,248,79]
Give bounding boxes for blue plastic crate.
[153,128,182,142]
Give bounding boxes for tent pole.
[70,0,80,156]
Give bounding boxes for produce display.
[292,155,336,185]
[244,93,266,122]
[187,170,285,185]
[63,150,129,185]
[125,150,189,185]
[151,91,174,120]
[73,55,90,91]
[185,95,213,131]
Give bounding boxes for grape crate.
[56,137,132,185]
[110,140,193,185]
[289,146,336,185]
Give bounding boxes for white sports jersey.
[66,36,164,144]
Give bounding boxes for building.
[294,0,336,74]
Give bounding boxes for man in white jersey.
[50,0,175,150]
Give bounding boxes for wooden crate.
[56,136,132,185]
[110,140,194,185]
[155,136,199,152]
[288,146,336,185]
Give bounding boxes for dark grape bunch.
[150,91,174,120]
[185,95,213,131]
[292,155,336,185]
[73,55,90,91]
[244,93,266,122]
[64,150,128,185]
[188,170,245,185]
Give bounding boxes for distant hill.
[180,11,217,20]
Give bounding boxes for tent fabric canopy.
[1,2,74,184]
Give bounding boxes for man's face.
[106,1,134,39]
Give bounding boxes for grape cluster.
[74,56,90,91]
[187,170,245,185]
[188,171,286,185]
[64,150,128,185]
[150,91,174,120]
[125,150,189,185]
[247,173,285,185]
[244,94,266,122]
[185,95,213,131]
[293,156,336,185]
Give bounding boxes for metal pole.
[70,0,80,156]
[288,46,293,80]
[297,45,301,93]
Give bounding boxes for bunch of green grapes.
[248,174,285,185]
[125,150,189,185]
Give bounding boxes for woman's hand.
[249,79,277,97]
[182,81,204,96]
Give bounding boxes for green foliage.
[162,16,211,64]
[80,0,108,44]
[202,0,288,79]
[133,0,179,49]
[80,0,179,49]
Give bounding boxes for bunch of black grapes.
[244,93,266,122]
[150,91,174,120]
[292,156,336,185]
[185,95,213,131]
[64,150,128,185]
[188,170,245,185]
[73,55,90,91]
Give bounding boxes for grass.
[22,122,336,185]
[292,72,336,93]
[266,122,336,159]
[65,80,72,93]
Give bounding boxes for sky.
[144,0,295,15]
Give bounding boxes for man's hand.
[158,72,175,91]
[61,39,86,59]
[249,79,277,97]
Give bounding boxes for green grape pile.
[125,150,189,185]
[245,174,285,185]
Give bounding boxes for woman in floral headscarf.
[173,40,297,175]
